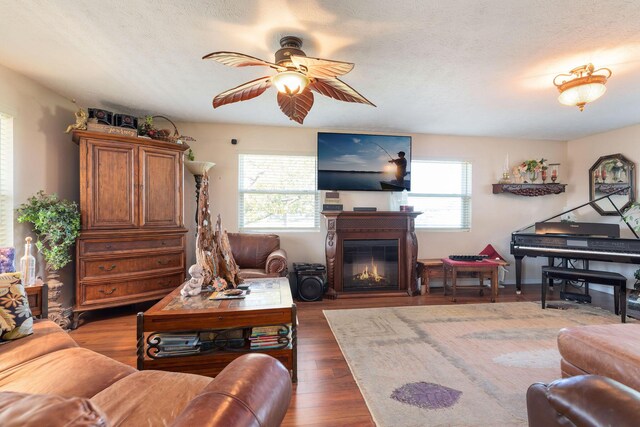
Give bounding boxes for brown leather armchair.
[227,233,288,279]
[527,375,640,427]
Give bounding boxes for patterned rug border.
[323,301,632,426]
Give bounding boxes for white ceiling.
[1,0,639,141]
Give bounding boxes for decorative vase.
[527,171,538,183]
[541,170,547,184]
[46,269,73,330]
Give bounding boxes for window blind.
[238,154,320,231]
[0,113,13,246]
[408,160,472,230]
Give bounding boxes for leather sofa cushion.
[558,324,640,390]
[91,370,212,426]
[0,391,108,427]
[228,233,280,269]
[0,347,134,398]
[0,320,77,372]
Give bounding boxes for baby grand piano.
[511,188,640,294]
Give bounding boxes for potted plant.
[17,191,80,328]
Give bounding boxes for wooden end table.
[25,284,48,319]
[137,277,297,381]
[442,258,500,302]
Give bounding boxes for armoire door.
[139,147,183,227]
[86,140,138,229]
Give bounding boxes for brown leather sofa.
[557,324,640,390]
[527,375,640,427]
[228,233,288,279]
[526,323,640,426]
[0,320,292,426]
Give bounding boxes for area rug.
[324,302,633,427]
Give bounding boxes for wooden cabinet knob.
[98,264,117,272]
[99,287,117,295]
[157,260,170,266]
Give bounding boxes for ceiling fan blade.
[290,55,354,78]
[203,51,284,71]
[213,76,272,109]
[309,78,376,106]
[276,88,315,124]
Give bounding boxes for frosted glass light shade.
[272,71,309,94]
[557,83,607,108]
[185,160,215,176]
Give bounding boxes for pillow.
[0,391,109,427]
[0,282,33,343]
[0,247,15,273]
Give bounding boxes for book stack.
[250,326,290,350]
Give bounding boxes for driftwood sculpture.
[194,171,218,286]
[191,170,241,292]
[215,214,242,288]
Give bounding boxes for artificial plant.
[16,191,80,271]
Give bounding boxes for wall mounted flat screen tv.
[317,132,411,191]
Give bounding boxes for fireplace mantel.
[322,211,421,298]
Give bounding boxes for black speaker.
[289,263,327,302]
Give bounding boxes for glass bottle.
[19,237,36,286]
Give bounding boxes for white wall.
[566,123,640,290]
[0,63,78,303]
[177,122,567,285]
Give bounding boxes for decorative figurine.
[180,264,205,297]
[65,107,88,133]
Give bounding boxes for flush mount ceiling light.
[203,36,375,124]
[553,63,612,111]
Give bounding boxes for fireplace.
[322,211,421,298]
[343,239,398,292]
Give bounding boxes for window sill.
[415,228,471,233]
[239,228,321,234]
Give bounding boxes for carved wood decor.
[492,183,566,196]
[322,211,421,298]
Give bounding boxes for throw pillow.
[0,282,33,343]
[0,392,109,427]
[0,247,15,273]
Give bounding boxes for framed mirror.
[589,153,636,216]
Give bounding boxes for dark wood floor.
[69,285,615,426]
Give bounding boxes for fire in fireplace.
[343,239,398,292]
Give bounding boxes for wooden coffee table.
[136,277,297,381]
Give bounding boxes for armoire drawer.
[80,236,184,256]
[80,273,183,305]
[81,252,184,279]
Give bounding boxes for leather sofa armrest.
[527,375,640,427]
[265,249,288,276]
[171,353,292,427]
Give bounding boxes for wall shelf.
[492,183,566,196]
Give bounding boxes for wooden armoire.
[72,131,188,327]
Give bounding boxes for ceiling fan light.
[272,71,309,94]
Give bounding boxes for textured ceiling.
[1,0,640,140]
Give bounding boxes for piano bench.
[541,266,627,323]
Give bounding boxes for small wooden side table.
[442,258,500,302]
[417,259,445,295]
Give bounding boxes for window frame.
[408,159,472,231]
[238,152,321,233]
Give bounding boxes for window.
[408,160,472,230]
[238,154,320,231]
[0,113,13,246]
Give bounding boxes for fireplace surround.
[322,211,421,298]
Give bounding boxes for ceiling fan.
[203,36,375,124]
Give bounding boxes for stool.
[417,259,445,295]
[541,266,627,323]
[442,258,499,302]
